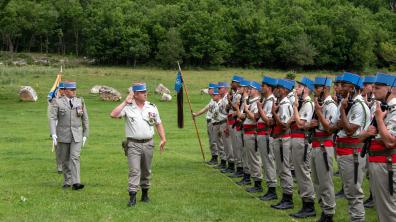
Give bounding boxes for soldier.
[215,82,234,172]
[257,76,278,201]
[241,81,263,193]
[287,86,296,178]
[333,75,345,199]
[310,77,337,222]
[361,75,376,209]
[193,83,218,165]
[336,72,370,221]
[227,76,245,178]
[289,77,316,218]
[211,85,228,170]
[110,83,166,207]
[53,81,65,174]
[48,81,88,190]
[270,79,295,210]
[233,80,252,185]
[361,73,396,222]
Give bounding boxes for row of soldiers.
[193,72,396,222]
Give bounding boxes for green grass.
[0,65,379,221]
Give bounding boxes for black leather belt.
[213,119,227,125]
[127,138,152,143]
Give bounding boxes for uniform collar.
[280,96,289,103]
[287,91,294,97]
[323,95,333,102]
[266,94,275,100]
[353,94,364,102]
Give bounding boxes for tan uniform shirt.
[121,101,161,139]
[337,95,370,138]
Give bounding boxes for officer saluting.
[48,81,89,190]
[110,83,166,207]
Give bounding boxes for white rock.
[160,93,172,102]
[155,83,170,95]
[90,85,103,94]
[200,88,209,95]
[19,86,38,102]
[99,86,122,101]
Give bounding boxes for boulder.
[155,83,170,95]
[200,88,209,95]
[160,93,172,102]
[90,85,103,94]
[19,86,38,102]
[13,60,27,66]
[99,86,122,101]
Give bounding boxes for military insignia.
[351,114,356,120]
[147,112,156,126]
[76,105,84,117]
[281,115,286,121]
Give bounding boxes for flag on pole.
[174,70,184,128]
[47,67,63,102]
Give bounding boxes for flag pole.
[177,62,205,161]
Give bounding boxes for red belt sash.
[368,140,396,163]
[336,137,362,156]
[312,132,334,148]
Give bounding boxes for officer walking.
[110,83,166,207]
[48,81,89,190]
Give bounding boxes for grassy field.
[0,65,379,221]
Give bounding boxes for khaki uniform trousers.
[369,162,396,222]
[235,130,249,174]
[272,137,293,195]
[58,141,82,185]
[257,134,277,188]
[291,138,315,201]
[338,154,366,222]
[311,146,336,215]
[127,140,154,192]
[244,134,262,181]
[212,123,226,160]
[231,126,243,168]
[206,121,218,156]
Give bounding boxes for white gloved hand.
[52,134,58,146]
[82,136,87,147]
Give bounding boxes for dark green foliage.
[0,0,395,70]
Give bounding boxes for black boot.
[141,188,150,202]
[317,212,333,222]
[259,187,277,201]
[207,155,218,165]
[221,162,235,173]
[229,167,244,178]
[72,183,85,190]
[128,191,137,207]
[236,173,251,186]
[271,193,294,210]
[363,191,374,208]
[246,180,263,193]
[213,159,227,169]
[335,187,345,199]
[290,200,316,218]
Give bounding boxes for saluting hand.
[375,101,387,120]
[340,93,349,110]
[125,92,134,104]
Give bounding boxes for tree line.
[0,0,395,70]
